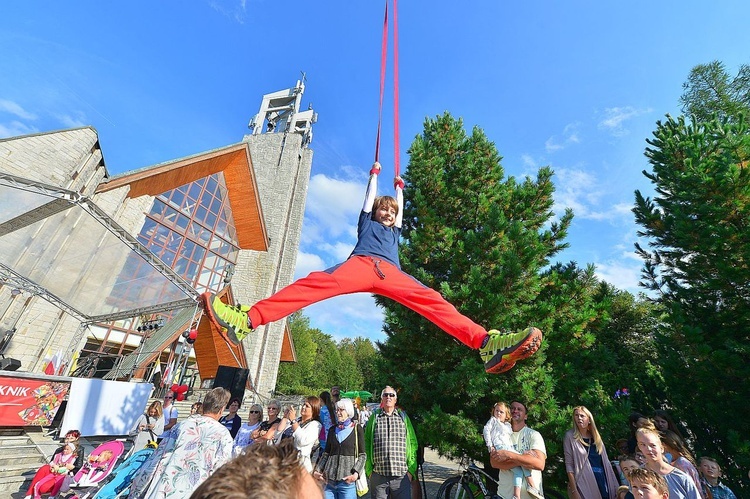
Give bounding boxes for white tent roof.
[0,173,197,322]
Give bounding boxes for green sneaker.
[479,327,542,374]
[201,292,253,345]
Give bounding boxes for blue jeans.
[324,479,357,499]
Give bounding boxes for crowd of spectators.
[562,408,738,499]
[23,387,741,499]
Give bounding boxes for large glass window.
[95,173,241,354]
[145,173,240,292]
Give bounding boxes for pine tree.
[371,113,670,489]
[633,113,750,489]
[376,113,574,467]
[679,61,750,123]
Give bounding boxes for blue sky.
[2,1,749,342]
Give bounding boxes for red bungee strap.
[375,1,388,165]
[392,0,400,178]
[374,0,400,179]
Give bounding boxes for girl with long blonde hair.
[564,406,620,498]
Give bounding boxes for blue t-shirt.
[665,467,702,499]
[349,211,401,268]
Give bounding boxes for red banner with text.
[0,377,70,426]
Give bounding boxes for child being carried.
[483,402,543,499]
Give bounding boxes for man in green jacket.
[364,386,418,499]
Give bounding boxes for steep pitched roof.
[96,142,268,251]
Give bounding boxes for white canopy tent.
[0,173,199,366]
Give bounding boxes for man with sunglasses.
[364,387,418,499]
[160,390,178,441]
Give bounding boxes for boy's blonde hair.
[372,196,399,218]
[699,456,720,467]
[628,468,669,495]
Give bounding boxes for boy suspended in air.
[202,162,542,373]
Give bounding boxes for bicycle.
[436,459,567,499]
[436,460,502,499]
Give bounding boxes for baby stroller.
[90,447,155,499]
[65,440,125,499]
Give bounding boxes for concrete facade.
[237,132,313,396]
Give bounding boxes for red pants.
[26,465,67,498]
[250,256,487,349]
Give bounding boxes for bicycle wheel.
[436,475,475,499]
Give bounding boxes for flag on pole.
[43,354,55,375]
[149,356,162,383]
[68,351,80,376]
[53,350,65,375]
[162,361,174,387]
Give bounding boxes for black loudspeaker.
[0,358,21,371]
[213,366,249,406]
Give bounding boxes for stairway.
[0,391,217,498]
[0,428,47,498]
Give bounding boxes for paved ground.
[418,447,463,497]
[361,447,463,498]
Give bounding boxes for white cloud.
[564,123,581,144]
[303,294,386,342]
[553,167,602,216]
[553,168,635,222]
[521,154,538,169]
[598,106,653,137]
[317,241,356,262]
[611,202,634,217]
[208,0,248,23]
[594,259,642,292]
[545,137,563,153]
[545,122,581,153]
[294,251,326,279]
[0,121,38,138]
[0,99,37,120]
[56,112,87,128]
[304,173,364,239]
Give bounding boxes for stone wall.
[235,132,313,399]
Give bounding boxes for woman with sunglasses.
[233,403,263,455]
[314,398,366,499]
[251,400,282,443]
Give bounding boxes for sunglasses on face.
[382,393,396,398]
[249,410,260,414]
[164,396,173,399]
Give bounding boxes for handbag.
[353,426,368,497]
[145,415,159,449]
